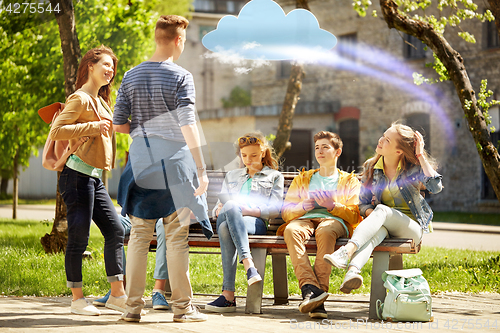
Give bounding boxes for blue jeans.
[119,216,168,280]
[216,200,267,292]
[59,166,124,288]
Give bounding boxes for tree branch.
[380,0,500,201]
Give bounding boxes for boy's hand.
[310,190,335,211]
[302,198,316,212]
[194,170,209,196]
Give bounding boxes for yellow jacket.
[50,90,116,171]
[277,169,362,237]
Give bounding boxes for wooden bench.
[139,170,421,319]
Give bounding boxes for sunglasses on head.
[238,136,262,145]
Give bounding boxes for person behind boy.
[278,131,362,319]
[113,15,211,323]
[93,216,170,310]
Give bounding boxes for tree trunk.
[0,177,8,197]
[12,152,18,220]
[273,0,310,159]
[50,0,81,97]
[41,0,81,253]
[273,63,306,158]
[380,0,500,202]
[487,0,500,36]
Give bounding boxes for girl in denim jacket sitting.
[206,132,284,313]
[324,123,442,293]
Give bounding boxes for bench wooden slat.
[187,235,418,253]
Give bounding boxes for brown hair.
[236,132,279,170]
[361,122,438,187]
[155,15,189,45]
[75,45,118,104]
[313,131,343,150]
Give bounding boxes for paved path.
[1,293,499,332]
[2,205,500,251]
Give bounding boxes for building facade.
[14,0,500,213]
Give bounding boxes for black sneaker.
[309,303,328,319]
[298,284,329,314]
[205,295,236,313]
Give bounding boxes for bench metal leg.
[389,253,403,270]
[369,251,390,320]
[245,247,267,314]
[271,253,289,305]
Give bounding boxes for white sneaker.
[105,295,127,313]
[173,305,208,322]
[340,270,363,294]
[323,246,350,269]
[71,298,101,316]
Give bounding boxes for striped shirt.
[113,61,196,141]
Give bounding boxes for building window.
[335,33,357,59]
[277,61,292,79]
[194,0,247,14]
[484,18,500,49]
[199,25,215,41]
[281,129,313,172]
[403,34,426,59]
[405,112,431,153]
[338,119,360,173]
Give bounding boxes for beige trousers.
[284,218,347,292]
[126,208,192,315]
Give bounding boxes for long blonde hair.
[235,132,279,170]
[361,122,438,186]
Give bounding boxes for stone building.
[13,0,500,213]
[177,0,500,213]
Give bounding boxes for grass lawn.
[433,211,500,226]
[0,219,499,297]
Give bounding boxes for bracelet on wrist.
[196,165,206,170]
[416,153,424,159]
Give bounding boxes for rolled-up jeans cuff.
[239,253,252,264]
[348,263,362,271]
[347,239,360,249]
[67,281,83,288]
[107,274,124,283]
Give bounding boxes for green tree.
[221,86,252,108]
[350,0,500,202]
[0,4,64,220]
[0,0,192,251]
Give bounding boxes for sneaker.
[152,291,170,310]
[205,295,236,313]
[246,267,262,286]
[323,246,350,269]
[105,295,127,313]
[298,284,329,314]
[120,311,141,322]
[93,290,111,307]
[173,305,208,322]
[339,270,363,294]
[309,303,328,319]
[71,298,101,316]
